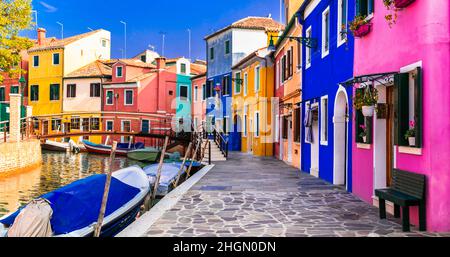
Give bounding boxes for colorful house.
[27,28,111,123]
[298,0,355,191]
[62,60,112,144]
[232,47,275,156]
[347,0,450,232]
[273,0,305,168]
[204,17,284,151]
[0,50,29,105]
[101,57,177,144]
[191,72,207,131]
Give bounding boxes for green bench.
[375,169,426,232]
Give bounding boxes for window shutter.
[356,0,361,15]
[414,67,423,148]
[355,88,364,143]
[394,73,409,146]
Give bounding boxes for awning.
[339,72,398,88]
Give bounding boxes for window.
[297,40,302,70]
[10,86,19,94]
[306,27,312,68]
[289,47,293,77]
[225,40,230,55]
[322,7,330,58]
[223,116,229,134]
[81,118,89,131]
[106,90,114,105]
[51,118,61,131]
[394,67,423,148]
[90,118,100,130]
[305,102,310,143]
[281,55,286,82]
[50,84,60,101]
[70,117,80,130]
[179,85,188,98]
[275,115,279,142]
[206,80,213,98]
[223,76,230,95]
[106,120,114,131]
[338,0,348,46]
[320,96,328,144]
[124,89,133,105]
[294,107,301,142]
[282,116,288,139]
[286,50,291,80]
[210,47,214,60]
[116,66,123,77]
[0,87,5,101]
[355,89,373,144]
[255,66,260,92]
[243,105,248,137]
[53,53,60,65]
[254,112,260,137]
[357,0,374,17]
[180,63,187,74]
[30,85,39,101]
[33,55,39,67]
[194,86,198,102]
[67,84,76,98]
[101,39,107,47]
[141,119,150,133]
[202,84,206,100]
[235,72,241,94]
[243,73,248,96]
[276,61,280,89]
[140,55,146,62]
[90,83,101,97]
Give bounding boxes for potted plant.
[349,15,372,37]
[383,0,415,27]
[359,125,368,143]
[405,120,416,146]
[353,87,378,117]
[214,86,221,92]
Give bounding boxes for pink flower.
[409,120,415,128]
[360,125,366,130]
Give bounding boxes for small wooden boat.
[82,140,145,156]
[127,148,161,162]
[0,166,150,237]
[41,140,81,153]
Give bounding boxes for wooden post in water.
[147,136,169,209]
[173,142,192,188]
[186,140,201,178]
[93,141,118,237]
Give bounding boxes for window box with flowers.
[349,15,372,38]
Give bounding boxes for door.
[310,107,319,177]
[248,119,253,153]
[287,118,293,163]
[386,87,395,186]
[279,115,283,159]
[121,120,131,143]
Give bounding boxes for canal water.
[0,151,144,216]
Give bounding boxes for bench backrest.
[392,169,426,200]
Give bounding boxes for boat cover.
[0,174,140,235]
[7,199,53,237]
[143,163,186,195]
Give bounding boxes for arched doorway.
[333,87,349,188]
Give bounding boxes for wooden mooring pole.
[173,142,193,188]
[186,140,201,178]
[93,141,118,237]
[145,136,169,210]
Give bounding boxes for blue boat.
[0,166,150,237]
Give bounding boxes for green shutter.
[394,73,409,146]
[414,67,423,148]
[355,89,364,143]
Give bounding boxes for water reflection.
[0,151,144,216]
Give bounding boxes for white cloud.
[39,1,58,13]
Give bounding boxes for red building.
[101,57,177,144]
[0,50,29,105]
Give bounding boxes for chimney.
[155,57,166,69]
[37,28,46,45]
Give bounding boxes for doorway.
[310,104,319,177]
[386,86,395,186]
[121,120,131,143]
[333,89,349,187]
[287,117,293,163]
[248,118,253,153]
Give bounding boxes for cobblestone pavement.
[144,153,449,237]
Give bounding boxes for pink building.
[350,0,450,232]
[190,72,206,131]
[102,57,177,144]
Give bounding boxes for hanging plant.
[349,15,372,37]
[214,86,221,91]
[383,0,399,28]
[353,86,378,117]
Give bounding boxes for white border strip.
[116,164,215,237]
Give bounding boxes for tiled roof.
[232,47,273,70]
[191,63,207,75]
[205,16,285,40]
[65,60,112,78]
[28,29,107,52]
[190,72,206,80]
[116,59,156,68]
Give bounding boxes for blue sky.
[26,0,284,60]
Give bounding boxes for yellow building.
[27,28,111,136]
[232,48,275,157]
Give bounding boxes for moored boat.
[82,140,145,156]
[127,148,161,162]
[0,166,150,237]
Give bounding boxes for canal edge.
[116,164,215,237]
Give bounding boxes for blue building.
[298,0,355,191]
[204,16,283,151]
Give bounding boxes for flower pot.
[362,105,375,117]
[363,136,367,143]
[394,0,415,8]
[353,23,372,37]
[408,137,416,146]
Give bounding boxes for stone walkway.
[143,153,448,237]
